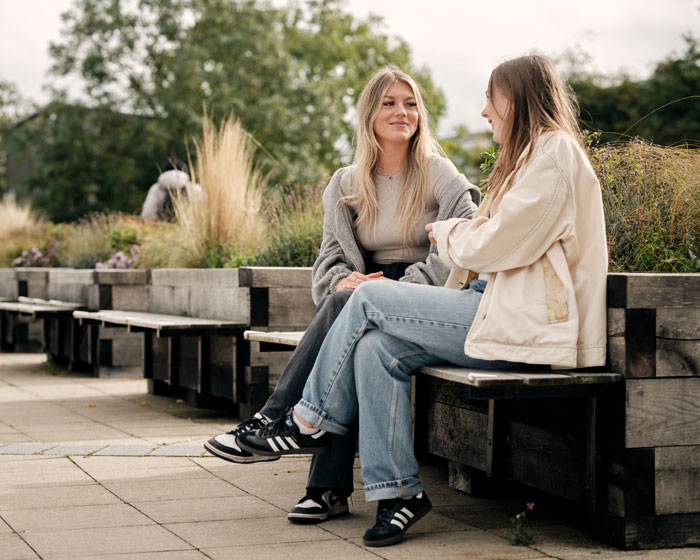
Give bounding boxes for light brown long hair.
[345,65,443,246]
[484,55,581,209]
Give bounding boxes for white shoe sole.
[288,502,349,524]
[203,440,280,464]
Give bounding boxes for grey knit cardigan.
[310,166,481,305]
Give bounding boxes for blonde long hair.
[345,66,443,246]
[483,55,581,212]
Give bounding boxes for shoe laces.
[226,413,269,437]
[257,407,295,438]
[375,499,399,527]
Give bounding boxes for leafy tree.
[40,0,445,214]
[8,102,170,221]
[0,78,34,196]
[567,35,700,146]
[440,125,493,185]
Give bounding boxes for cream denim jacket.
[435,131,608,368]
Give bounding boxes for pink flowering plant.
[96,245,140,269]
[12,241,60,267]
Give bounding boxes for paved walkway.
[1,352,698,559]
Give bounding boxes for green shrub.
[252,182,324,267]
[588,138,700,273]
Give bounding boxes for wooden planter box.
[594,273,700,549]
[88,269,148,377]
[1,268,48,352]
[415,272,700,550]
[44,268,95,368]
[144,267,315,415]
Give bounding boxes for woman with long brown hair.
[239,54,608,547]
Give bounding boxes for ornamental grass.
[589,138,700,272]
[139,112,266,268]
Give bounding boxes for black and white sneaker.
[237,411,330,456]
[288,489,349,524]
[363,491,432,547]
[203,413,279,463]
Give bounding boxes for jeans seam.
[366,311,471,329]
[319,316,369,410]
[388,379,399,480]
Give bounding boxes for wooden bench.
[243,329,622,513]
[0,297,87,360]
[75,310,248,407]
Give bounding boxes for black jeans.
[260,261,412,495]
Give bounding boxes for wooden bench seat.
[0,297,88,358]
[75,309,250,407]
[244,329,622,513]
[74,309,245,337]
[0,296,85,318]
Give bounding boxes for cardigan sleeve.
[310,169,362,304]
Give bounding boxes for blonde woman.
[239,55,608,547]
[205,66,480,522]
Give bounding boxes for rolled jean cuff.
[294,400,348,436]
[363,477,424,501]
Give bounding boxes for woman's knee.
[316,288,353,314]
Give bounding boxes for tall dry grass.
[589,139,700,272]
[0,196,47,266]
[140,113,266,268]
[0,196,44,239]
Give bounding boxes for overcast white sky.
[1,0,699,134]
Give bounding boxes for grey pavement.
[1,352,697,559]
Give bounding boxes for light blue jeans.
[294,279,515,501]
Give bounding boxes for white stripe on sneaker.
[275,436,289,450]
[295,498,320,510]
[267,438,279,452]
[400,507,414,518]
[390,518,405,529]
[395,512,409,525]
[311,430,326,439]
[286,437,300,449]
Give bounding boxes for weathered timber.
[655,445,700,515]
[626,378,700,448]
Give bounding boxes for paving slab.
[0,483,121,511]
[85,552,209,560]
[2,352,699,559]
[347,530,547,559]
[135,495,284,524]
[93,444,159,456]
[164,517,332,548]
[2,503,155,532]
[0,533,39,560]
[102,475,246,503]
[202,540,379,559]
[22,525,192,559]
[0,442,57,455]
[148,444,209,456]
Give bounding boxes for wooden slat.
[418,366,524,387]
[566,371,623,384]
[244,330,303,347]
[73,310,245,331]
[0,301,82,317]
[17,296,84,308]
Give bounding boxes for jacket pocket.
[542,255,568,324]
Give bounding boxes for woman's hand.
[335,271,384,291]
[426,222,437,245]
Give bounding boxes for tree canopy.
[568,35,700,146]
[46,0,445,189]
